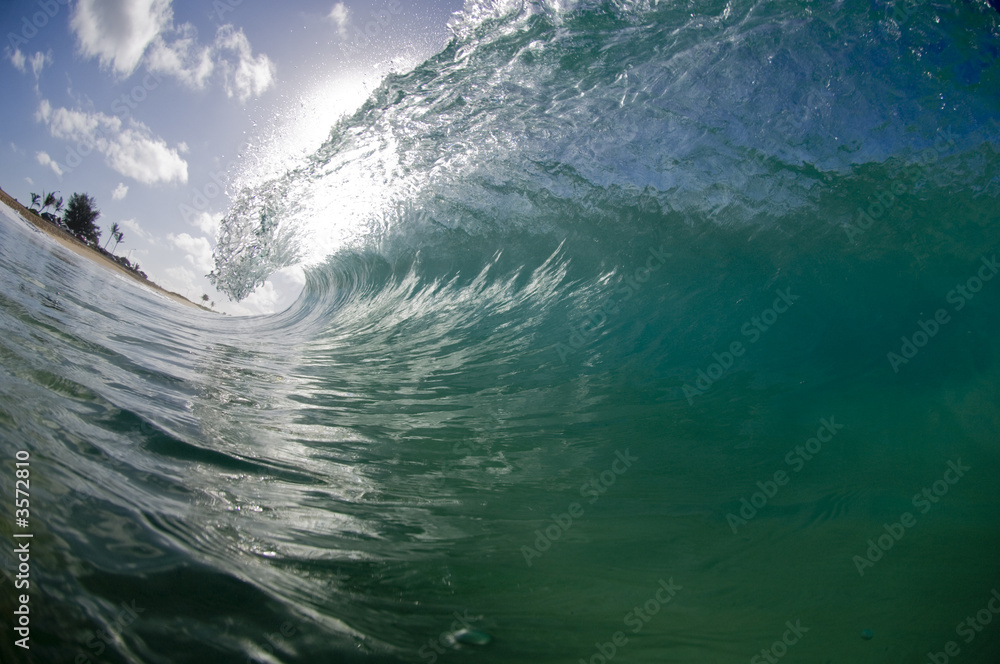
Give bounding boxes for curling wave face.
[2,0,1000,662]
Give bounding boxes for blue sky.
[1,0,464,314]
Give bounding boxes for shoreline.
[0,186,211,312]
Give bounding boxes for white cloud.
[215,26,276,102]
[29,51,52,79]
[158,265,302,316]
[70,0,173,77]
[328,3,351,39]
[167,232,214,273]
[69,0,275,102]
[34,99,51,123]
[228,280,281,314]
[119,217,149,239]
[36,152,64,177]
[162,265,208,304]
[8,48,26,72]
[225,266,305,315]
[191,210,223,237]
[105,129,188,185]
[146,23,214,88]
[8,49,51,89]
[47,104,110,141]
[36,99,188,185]
[112,182,129,200]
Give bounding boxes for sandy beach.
[0,186,210,311]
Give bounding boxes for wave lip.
[212,0,998,304]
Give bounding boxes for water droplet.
[861,629,874,640]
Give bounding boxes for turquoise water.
[3,1,1000,662]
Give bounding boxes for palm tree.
[39,191,63,223]
[41,191,60,215]
[111,229,124,253]
[29,193,41,211]
[104,222,121,250]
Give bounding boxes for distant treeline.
[26,190,146,279]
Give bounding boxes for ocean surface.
[2,0,1000,662]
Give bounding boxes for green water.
[3,0,1000,662]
